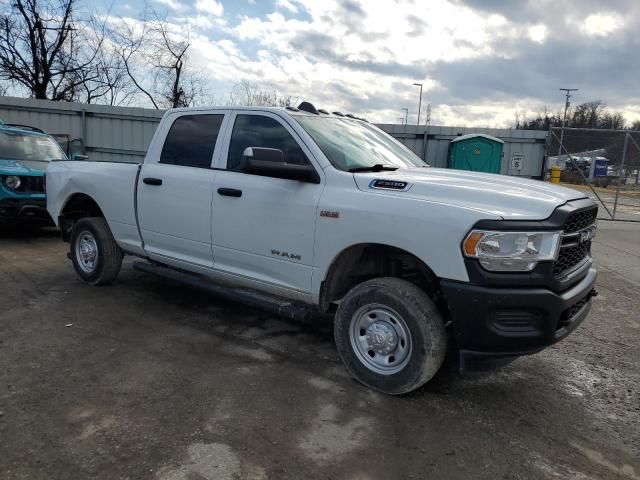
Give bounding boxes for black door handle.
[143,177,163,186]
[217,188,242,198]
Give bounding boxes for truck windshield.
[295,116,427,172]
[0,131,67,162]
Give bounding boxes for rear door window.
[160,114,224,168]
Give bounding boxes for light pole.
[558,88,578,156]
[401,108,409,125]
[413,83,423,125]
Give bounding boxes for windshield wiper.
[348,164,399,173]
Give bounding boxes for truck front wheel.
[70,217,123,285]
[334,277,447,395]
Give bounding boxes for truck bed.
[46,160,144,256]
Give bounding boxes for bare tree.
[73,47,135,106]
[149,14,190,108]
[514,109,529,129]
[69,16,134,106]
[109,8,207,109]
[227,80,298,107]
[109,16,159,108]
[516,101,632,131]
[0,0,106,101]
[92,51,133,106]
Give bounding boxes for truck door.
[211,112,323,294]
[137,112,229,269]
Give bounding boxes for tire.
[70,217,123,285]
[334,277,447,395]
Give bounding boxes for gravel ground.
[0,222,638,480]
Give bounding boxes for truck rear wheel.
[334,277,447,395]
[70,217,123,285]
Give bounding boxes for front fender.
[311,185,502,303]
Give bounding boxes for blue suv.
[0,121,68,224]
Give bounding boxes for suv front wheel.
[334,277,447,395]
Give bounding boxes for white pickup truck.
[46,103,598,394]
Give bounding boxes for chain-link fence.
[548,126,640,222]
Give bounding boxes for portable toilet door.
[448,133,504,174]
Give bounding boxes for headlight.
[463,230,561,272]
[5,175,21,190]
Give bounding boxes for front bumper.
[0,198,52,223]
[441,266,597,366]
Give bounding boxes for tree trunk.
[34,84,48,99]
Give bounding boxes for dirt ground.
[0,221,638,480]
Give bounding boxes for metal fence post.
[543,125,553,178]
[421,125,429,163]
[627,134,640,185]
[612,132,629,220]
[81,109,87,154]
[549,127,614,218]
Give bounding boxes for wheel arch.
[58,192,105,241]
[319,243,443,313]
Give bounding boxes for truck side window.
[160,114,224,168]
[226,115,308,172]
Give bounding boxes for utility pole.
[425,104,431,126]
[413,83,423,125]
[401,108,409,125]
[558,88,578,156]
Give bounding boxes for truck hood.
[0,159,48,175]
[353,167,588,220]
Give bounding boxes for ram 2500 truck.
[46,105,598,394]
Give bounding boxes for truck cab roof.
[165,103,368,121]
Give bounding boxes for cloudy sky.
[104,0,639,126]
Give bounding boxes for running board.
[132,261,314,322]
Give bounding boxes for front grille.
[553,206,597,277]
[20,176,45,193]
[554,241,591,275]
[1,175,45,193]
[563,207,598,233]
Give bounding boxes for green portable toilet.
[448,133,504,174]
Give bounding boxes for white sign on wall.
[511,153,524,171]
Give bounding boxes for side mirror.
[242,147,285,163]
[71,153,89,161]
[242,147,320,184]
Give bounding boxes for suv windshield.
[295,116,426,172]
[0,130,67,162]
